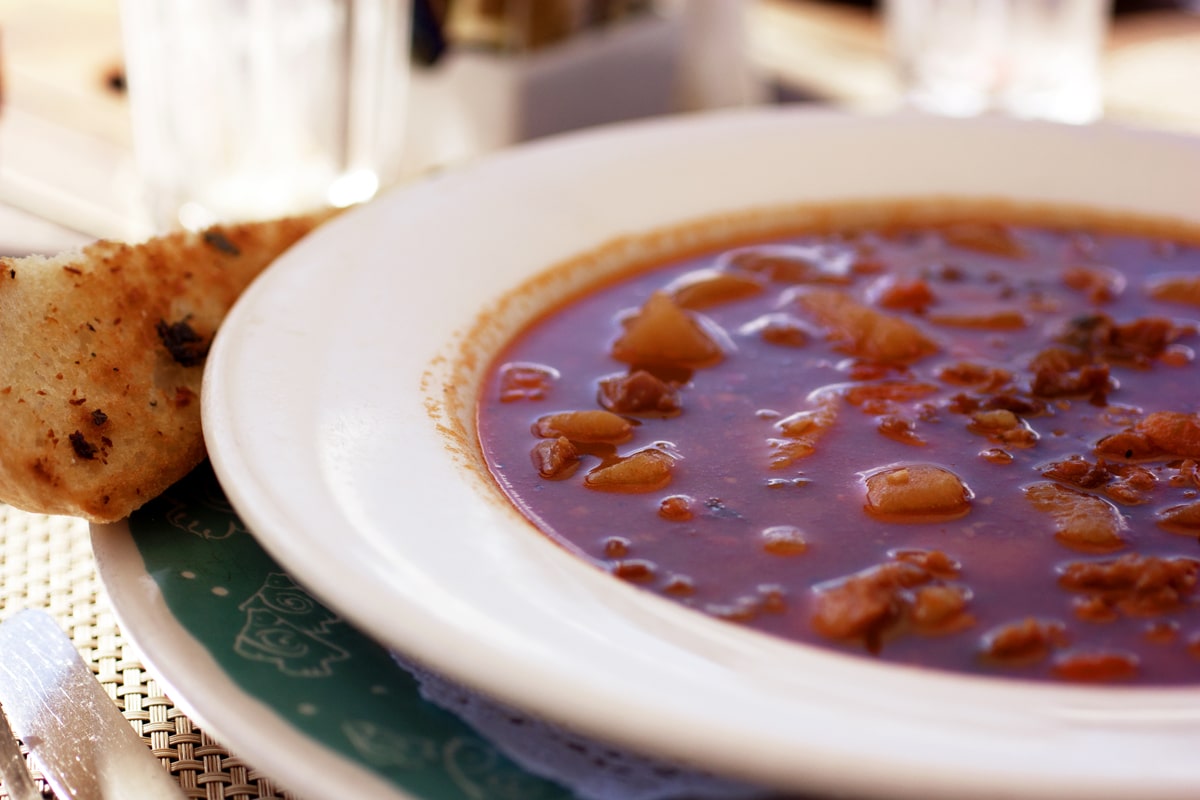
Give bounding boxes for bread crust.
[0,212,334,522]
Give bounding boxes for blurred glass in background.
[120,0,411,231]
[883,0,1112,123]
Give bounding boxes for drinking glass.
[883,0,1111,124]
[120,0,411,232]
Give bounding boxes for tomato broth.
[476,212,1200,685]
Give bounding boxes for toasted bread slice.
[0,211,335,522]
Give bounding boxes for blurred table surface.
[3,0,1200,246]
[0,1,1198,799]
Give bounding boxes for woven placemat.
[0,505,303,800]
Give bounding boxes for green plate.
[92,462,574,800]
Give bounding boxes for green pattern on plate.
[129,462,573,800]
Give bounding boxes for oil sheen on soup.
[476,214,1200,685]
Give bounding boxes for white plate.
[202,108,1200,800]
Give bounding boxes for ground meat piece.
[612,559,657,582]
[532,434,578,479]
[1072,594,1119,623]
[1058,553,1200,617]
[1028,347,1111,402]
[946,393,981,414]
[981,618,1067,664]
[1109,318,1187,364]
[811,561,929,648]
[597,370,682,416]
[1057,312,1187,366]
[1041,456,1156,505]
[909,585,973,632]
[531,437,579,480]
[892,549,960,578]
[1170,460,1200,489]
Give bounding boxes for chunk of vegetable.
[1138,411,1200,457]
[610,291,724,369]
[1024,482,1127,551]
[665,268,764,309]
[533,409,633,444]
[1146,273,1200,307]
[864,464,972,521]
[585,448,674,492]
[794,289,938,364]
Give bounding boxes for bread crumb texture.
[0,211,335,522]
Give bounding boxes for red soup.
[476,209,1200,685]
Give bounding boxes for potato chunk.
[1138,411,1200,458]
[585,448,674,492]
[794,289,938,364]
[1024,482,1127,551]
[611,291,724,369]
[1157,501,1200,535]
[665,268,764,309]
[864,464,972,521]
[533,410,633,444]
[1146,273,1200,307]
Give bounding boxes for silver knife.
[0,609,187,800]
